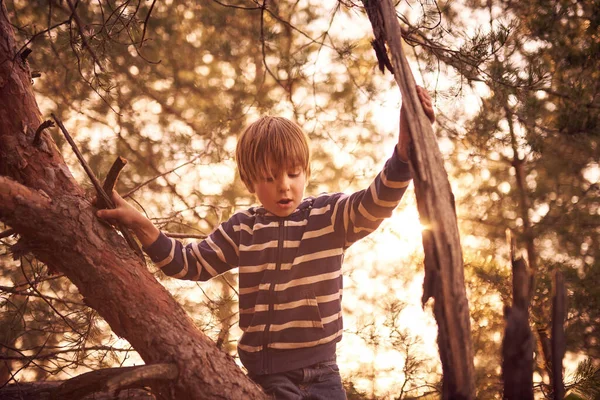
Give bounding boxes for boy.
[97,87,435,399]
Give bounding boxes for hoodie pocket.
[302,290,324,329]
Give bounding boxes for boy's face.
[250,166,307,217]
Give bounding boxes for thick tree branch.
[362,1,475,398]
[0,176,265,399]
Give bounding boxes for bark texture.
[0,5,265,399]
[362,0,476,398]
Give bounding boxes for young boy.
[97,87,435,399]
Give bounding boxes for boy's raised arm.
[96,191,160,247]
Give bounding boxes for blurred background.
[1,0,598,398]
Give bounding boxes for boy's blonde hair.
[236,116,310,190]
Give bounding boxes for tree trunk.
[362,1,476,398]
[0,5,265,399]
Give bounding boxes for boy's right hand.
[96,191,160,247]
[96,191,141,228]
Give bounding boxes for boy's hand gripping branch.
[397,86,435,162]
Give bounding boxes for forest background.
[0,0,598,398]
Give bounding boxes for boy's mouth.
[278,199,292,205]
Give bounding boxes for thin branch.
[0,345,134,362]
[115,129,206,222]
[0,228,15,239]
[65,0,104,72]
[221,274,239,297]
[0,285,85,307]
[52,114,112,207]
[19,262,83,336]
[0,336,51,389]
[260,0,288,93]
[211,0,263,10]
[163,232,207,240]
[13,19,71,63]
[139,0,157,47]
[51,114,145,264]
[551,270,566,399]
[122,156,200,199]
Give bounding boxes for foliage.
[1,0,598,397]
[563,358,600,399]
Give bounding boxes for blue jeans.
[250,359,347,400]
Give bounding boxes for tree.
[2,0,431,397]
[7,0,597,396]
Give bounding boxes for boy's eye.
[288,169,302,177]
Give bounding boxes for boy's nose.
[277,176,291,191]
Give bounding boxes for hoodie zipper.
[263,219,285,374]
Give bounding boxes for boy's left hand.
[416,86,435,124]
[397,86,435,162]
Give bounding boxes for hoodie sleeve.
[143,214,242,281]
[329,149,412,248]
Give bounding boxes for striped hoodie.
[143,150,412,375]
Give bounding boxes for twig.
[139,0,157,48]
[164,232,207,240]
[12,19,71,64]
[211,0,263,10]
[52,114,113,207]
[19,262,83,336]
[0,345,134,362]
[0,284,85,306]
[221,274,239,297]
[65,0,105,72]
[0,228,15,239]
[122,156,199,199]
[260,0,290,93]
[33,120,55,146]
[51,114,145,264]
